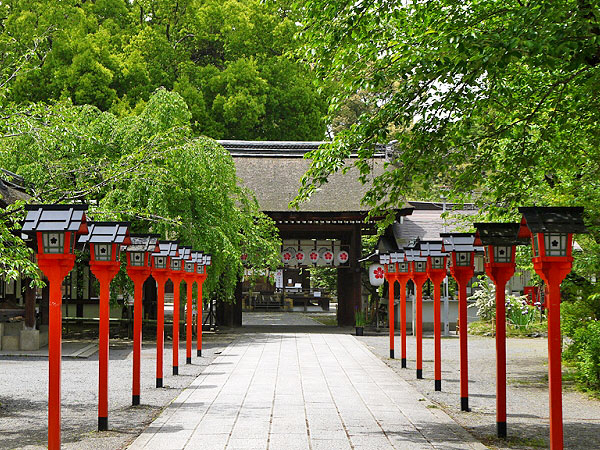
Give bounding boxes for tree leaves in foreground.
[292,0,600,236]
[0,88,281,298]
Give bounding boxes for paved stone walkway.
[128,333,487,450]
[242,311,325,326]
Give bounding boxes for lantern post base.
[461,397,470,412]
[497,421,507,439]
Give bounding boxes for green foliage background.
[0,0,327,140]
[291,0,600,389]
[0,88,282,299]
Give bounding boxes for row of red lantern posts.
[20,204,211,449]
[378,206,587,450]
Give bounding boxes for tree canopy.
[292,0,600,237]
[0,88,281,298]
[1,0,327,140]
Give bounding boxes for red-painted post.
[487,265,514,438]
[534,261,572,450]
[444,255,475,409]
[386,275,397,359]
[453,268,473,411]
[89,262,120,431]
[153,271,169,387]
[38,256,75,450]
[428,270,447,391]
[196,277,204,357]
[128,271,148,405]
[185,279,193,364]
[125,235,158,406]
[398,275,410,368]
[411,270,429,379]
[170,274,184,375]
[518,206,588,450]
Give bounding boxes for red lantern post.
[183,255,197,364]
[169,246,191,375]
[125,235,160,405]
[21,205,88,450]
[422,241,448,391]
[151,241,179,387]
[80,222,131,431]
[441,233,481,411]
[407,248,428,379]
[380,253,398,359]
[474,223,527,438]
[519,207,587,450]
[396,260,411,368]
[194,253,210,357]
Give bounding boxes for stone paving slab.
[128,333,489,450]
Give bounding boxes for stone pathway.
[128,333,487,450]
[242,311,325,327]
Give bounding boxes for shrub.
[572,321,600,390]
[468,277,496,321]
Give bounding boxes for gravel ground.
[0,333,234,450]
[357,332,600,450]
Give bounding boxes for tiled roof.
[392,202,478,247]
[0,169,29,208]
[217,140,389,213]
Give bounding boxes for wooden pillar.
[41,282,50,326]
[24,279,36,328]
[337,225,362,326]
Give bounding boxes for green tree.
[1,0,327,140]
[291,0,600,231]
[0,88,280,297]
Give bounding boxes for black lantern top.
[440,233,482,252]
[21,204,89,254]
[379,252,397,273]
[22,204,89,235]
[21,204,89,255]
[405,247,427,273]
[192,252,211,274]
[419,240,447,270]
[152,241,179,270]
[126,234,160,267]
[440,232,483,267]
[78,222,131,246]
[419,240,446,257]
[473,222,529,246]
[78,222,131,262]
[519,207,588,258]
[473,223,527,264]
[379,253,390,265]
[171,245,192,271]
[518,207,587,234]
[126,234,160,253]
